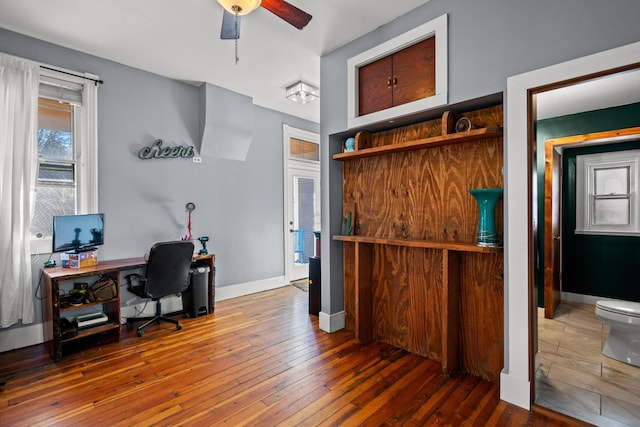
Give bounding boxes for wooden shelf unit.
[334,105,505,381]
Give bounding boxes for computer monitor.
[52,213,105,253]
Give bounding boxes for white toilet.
[595,299,640,367]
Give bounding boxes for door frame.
[502,40,640,409]
[283,124,320,283]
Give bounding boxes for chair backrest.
[144,241,194,299]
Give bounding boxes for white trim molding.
[319,310,345,333]
[215,275,288,302]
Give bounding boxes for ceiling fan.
[217,0,312,40]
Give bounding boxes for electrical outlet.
[192,156,202,164]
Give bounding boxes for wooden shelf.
[60,298,118,313]
[62,321,120,343]
[333,127,503,160]
[333,235,502,253]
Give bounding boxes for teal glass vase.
[469,188,503,247]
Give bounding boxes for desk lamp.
[185,202,196,240]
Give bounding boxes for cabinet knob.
[387,77,392,88]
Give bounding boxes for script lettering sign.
[138,139,195,160]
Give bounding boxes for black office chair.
[126,240,194,337]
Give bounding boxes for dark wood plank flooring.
[0,286,589,426]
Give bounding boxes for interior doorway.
[283,124,320,282]
[502,40,640,411]
[525,61,640,422]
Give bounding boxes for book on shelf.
[74,312,109,329]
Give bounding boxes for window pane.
[292,176,316,265]
[38,161,74,184]
[290,138,319,161]
[593,198,629,225]
[38,98,73,160]
[594,166,628,195]
[31,187,76,238]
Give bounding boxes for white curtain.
[0,54,40,327]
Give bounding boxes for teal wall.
[536,102,640,305]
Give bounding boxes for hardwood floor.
[536,301,640,426]
[1,285,586,426]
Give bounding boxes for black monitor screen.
[52,213,105,253]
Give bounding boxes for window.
[30,68,98,254]
[576,150,640,236]
[289,137,319,161]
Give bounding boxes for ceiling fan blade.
[220,10,241,40]
[260,0,312,30]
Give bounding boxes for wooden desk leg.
[355,242,374,343]
[442,249,461,377]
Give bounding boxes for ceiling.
[0,0,432,123]
[537,68,640,121]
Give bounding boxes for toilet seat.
[596,300,640,318]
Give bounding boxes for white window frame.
[576,150,640,236]
[31,66,99,254]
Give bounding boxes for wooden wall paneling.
[338,105,504,382]
[371,119,442,148]
[355,242,374,343]
[372,246,443,361]
[459,252,504,381]
[442,249,461,377]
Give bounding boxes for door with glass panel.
[284,125,320,281]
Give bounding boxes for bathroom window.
[576,150,640,236]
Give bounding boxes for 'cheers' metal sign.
[138,139,195,160]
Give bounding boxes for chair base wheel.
[137,329,144,337]
[177,323,182,331]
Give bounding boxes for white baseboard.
[561,291,614,305]
[500,371,530,410]
[319,310,345,333]
[0,323,44,353]
[215,275,287,302]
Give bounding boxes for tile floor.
[536,301,640,426]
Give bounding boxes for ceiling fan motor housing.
[217,0,262,15]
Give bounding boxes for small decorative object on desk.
[344,137,355,153]
[469,188,503,247]
[455,117,472,132]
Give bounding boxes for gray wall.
[320,1,640,316]
[0,28,318,347]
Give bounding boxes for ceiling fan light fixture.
[286,81,319,104]
[216,0,262,16]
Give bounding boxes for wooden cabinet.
[347,14,448,129]
[333,105,505,381]
[358,37,435,116]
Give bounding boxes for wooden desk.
[42,254,215,362]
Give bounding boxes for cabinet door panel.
[358,55,393,116]
[392,37,436,107]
